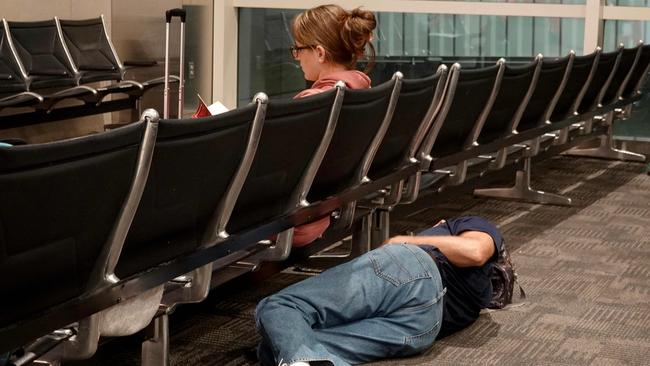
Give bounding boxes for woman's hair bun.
[341,7,376,58]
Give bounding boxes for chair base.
[473,157,572,206]
[565,136,646,162]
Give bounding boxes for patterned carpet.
[74,155,650,366]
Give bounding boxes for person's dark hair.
[292,4,376,73]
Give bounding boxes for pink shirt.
[291,70,372,247]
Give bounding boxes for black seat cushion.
[308,80,396,202]
[601,47,638,106]
[7,20,78,89]
[479,62,538,145]
[551,52,598,122]
[432,64,500,157]
[622,45,650,98]
[517,56,571,132]
[369,73,440,180]
[59,18,123,84]
[577,50,619,114]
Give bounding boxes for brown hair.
[292,4,376,73]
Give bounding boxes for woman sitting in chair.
[289,4,377,247]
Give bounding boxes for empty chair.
[569,44,647,162]
[474,52,575,206]
[370,67,446,180]
[58,16,170,101]
[4,19,98,108]
[576,48,621,115]
[550,49,600,144]
[515,52,575,134]
[600,43,641,107]
[621,44,650,99]
[0,110,159,363]
[551,50,600,123]
[0,21,42,109]
[6,19,78,89]
[116,96,268,279]
[113,96,267,366]
[476,55,542,170]
[369,65,447,200]
[57,16,124,84]
[419,60,505,186]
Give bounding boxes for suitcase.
[164,8,186,119]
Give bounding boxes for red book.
[192,94,229,118]
[192,94,212,118]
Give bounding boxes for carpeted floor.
[75,155,650,366]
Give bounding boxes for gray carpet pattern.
[76,156,650,366]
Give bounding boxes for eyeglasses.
[290,44,315,58]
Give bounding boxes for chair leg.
[554,127,569,145]
[299,213,372,270]
[141,312,170,366]
[370,208,391,249]
[473,156,572,206]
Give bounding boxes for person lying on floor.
[255,216,503,366]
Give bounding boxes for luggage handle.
[164,8,186,119]
[166,8,186,23]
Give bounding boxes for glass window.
[603,20,650,51]
[238,8,585,105]
[606,0,649,6]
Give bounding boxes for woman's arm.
[385,231,495,268]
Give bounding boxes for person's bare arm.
[385,231,495,267]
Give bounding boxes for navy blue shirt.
[416,216,503,338]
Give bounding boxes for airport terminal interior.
[1,1,649,365]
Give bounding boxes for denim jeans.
[255,244,445,366]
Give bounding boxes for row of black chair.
[0,16,170,112]
[1,42,649,365]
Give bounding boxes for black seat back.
[369,68,445,179]
[118,104,265,278]
[517,54,573,132]
[429,63,501,157]
[58,17,123,84]
[0,21,28,94]
[577,49,620,114]
[551,51,599,121]
[622,44,650,98]
[0,122,145,327]
[479,59,540,144]
[6,19,77,89]
[307,78,398,202]
[227,89,339,234]
[601,45,639,106]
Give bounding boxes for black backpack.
[488,241,525,309]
